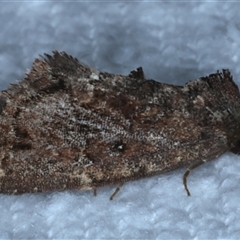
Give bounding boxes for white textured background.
[1,1,240,239]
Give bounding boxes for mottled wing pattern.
[0,51,239,196]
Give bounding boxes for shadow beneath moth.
[0,51,240,200]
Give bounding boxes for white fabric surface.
[0,2,240,239]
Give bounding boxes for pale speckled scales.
[0,51,240,198]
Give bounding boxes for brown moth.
[0,51,239,200]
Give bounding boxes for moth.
[0,51,239,200]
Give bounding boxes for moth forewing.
[0,52,239,199]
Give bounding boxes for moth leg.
[183,160,205,196]
[110,183,124,200]
[93,188,97,196]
